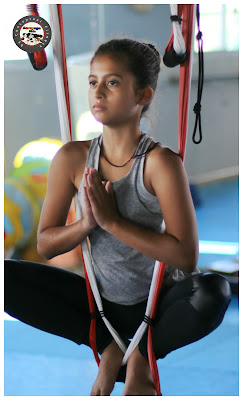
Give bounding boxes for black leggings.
[4,259,231,383]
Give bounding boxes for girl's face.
[88,55,142,127]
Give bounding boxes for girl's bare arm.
[37,142,94,259]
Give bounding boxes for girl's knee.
[4,259,22,280]
[4,259,14,280]
[190,272,231,319]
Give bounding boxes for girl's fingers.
[87,185,98,207]
[83,186,92,209]
[84,167,91,185]
[105,180,113,195]
[88,170,105,198]
[87,174,94,191]
[84,173,88,186]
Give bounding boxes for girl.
[5,38,231,396]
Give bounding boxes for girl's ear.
[137,86,154,106]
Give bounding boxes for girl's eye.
[108,80,119,86]
[88,80,119,87]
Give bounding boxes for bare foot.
[90,340,124,396]
[123,346,157,396]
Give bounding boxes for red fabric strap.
[178,5,194,161]
[148,5,195,395]
[33,51,47,68]
[57,4,73,142]
[82,252,100,366]
[27,4,47,69]
[57,5,99,364]
[29,4,39,16]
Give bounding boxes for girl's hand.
[83,168,98,231]
[86,168,119,231]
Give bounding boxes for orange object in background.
[20,199,84,273]
[46,199,84,271]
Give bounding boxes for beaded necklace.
[97,134,160,168]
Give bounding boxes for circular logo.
[13,15,51,52]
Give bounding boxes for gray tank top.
[78,133,199,305]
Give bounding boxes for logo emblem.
[13,15,51,52]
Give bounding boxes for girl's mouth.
[93,104,105,111]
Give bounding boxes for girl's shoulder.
[59,139,92,157]
[51,140,92,188]
[144,142,183,195]
[146,142,182,173]
[55,140,92,167]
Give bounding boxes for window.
[195,5,239,53]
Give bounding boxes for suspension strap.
[56,5,73,141]
[163,5,187,68]
[49,5,128,367]
[26,4,47,70]
[49,4,100,365]
[147,5,195,395]
[143,315,155,326]
[192,4,204,144]
[177,5,195,161]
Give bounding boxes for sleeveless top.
[78,133,200,305]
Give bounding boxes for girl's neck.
[102,125,143,161]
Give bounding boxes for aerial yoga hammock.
[28,4,203,396]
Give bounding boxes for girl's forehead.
[90,54,129,75]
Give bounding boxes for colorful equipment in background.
[4,156,51,253]
[4,137,83,269]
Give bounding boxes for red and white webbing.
[178,5,195,161]
[147,6,195,394]
[26,4,48,70]
[169,4,186,56]
[49,4,128,358]
[49,4,195,396]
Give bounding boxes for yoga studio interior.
[4,4,239,397]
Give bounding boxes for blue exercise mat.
[4,178,239,396]
[4,294,238,396]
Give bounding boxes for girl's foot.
[123,346,157,396]
[90,340,124,396]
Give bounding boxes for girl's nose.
[95,82,105,98]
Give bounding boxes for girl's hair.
[91,38,161,115]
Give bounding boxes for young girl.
[5,38,231,396]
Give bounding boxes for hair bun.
[143,43,161,64]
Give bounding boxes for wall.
[153,71,239,183]
[4,4,239,182]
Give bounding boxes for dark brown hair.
[91,38,161,115]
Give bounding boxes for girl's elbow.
[37,238,52,260]
[183,247,199,273]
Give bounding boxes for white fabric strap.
[122,221,166,364]
[49,4,127,356]
[49,5,70,145]
[170,4,186,55]
[122,260,161,364]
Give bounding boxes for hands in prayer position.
[83,167,119,231]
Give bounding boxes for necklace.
[97,133,160,168]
